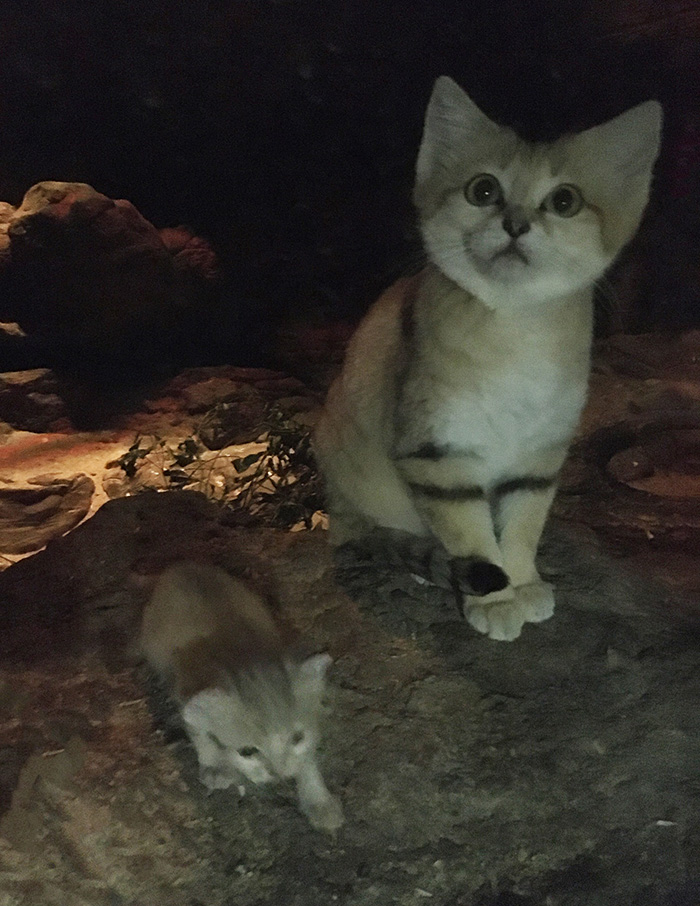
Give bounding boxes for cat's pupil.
[474,179,495,203]
[553,188,574,213]
[291,730,305,746]
[237,746,259,758]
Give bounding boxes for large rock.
[0,474,94,554]
[0,182,220,383]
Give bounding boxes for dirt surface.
[1,334,700,905]
[0,491,699,906]
[1,6,699,899]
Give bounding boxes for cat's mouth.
[491,240,529,265]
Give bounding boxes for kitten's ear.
[182,690,215,733]
[182,688,240,734]
[415,76,501,197]
[576,100,663,185]
[289,653,332,699]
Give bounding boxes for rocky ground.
[0,332,700,906]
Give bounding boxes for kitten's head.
[182,653,331,786]
[414,76,662,309]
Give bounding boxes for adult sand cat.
[140,561,343,832]
[314,76,662,641]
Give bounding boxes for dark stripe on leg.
[394,443,479,461]
[408,482,484,501]
[494,476,555,497]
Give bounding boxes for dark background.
[1,0,699,360]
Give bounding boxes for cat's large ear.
[574,100,663,189]
[566,99,662,248]
[182,688,236,734]
[414,76,503,203]
[289,653,331,701]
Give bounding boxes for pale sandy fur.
[315,77,662,641]
[140,562,343,832]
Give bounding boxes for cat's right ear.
[289,653,332,702]
[415,76,500,201]
[182,688,236,734]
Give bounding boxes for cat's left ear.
[289,653,332,699]
[576,100,663,186]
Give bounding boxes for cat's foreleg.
[295,761,344,833]
[495,480,558,625]
[395,455,530,640]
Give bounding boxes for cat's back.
[140,561,283,680]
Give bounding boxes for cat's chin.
[478,250,530,280]
[432,250,594,311]
[432,253,544,309]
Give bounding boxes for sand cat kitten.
[140,561,343,832]
[315,76,662,641]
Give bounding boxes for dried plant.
[112,406,325,530]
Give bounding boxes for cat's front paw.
[465,592,527,642]
[514,580,555,624]
[199,764,236,792]
[300,793,345,834]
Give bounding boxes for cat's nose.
[502,211,530,239]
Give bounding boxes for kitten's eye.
[237,746,259,758]
[291,730,305,746]
[464,173,503,207]
[542,184,584,218]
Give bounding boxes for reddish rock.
[0,474,94,554]
[0,181,220,383]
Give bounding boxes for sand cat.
[314,76,662,641]
[140,561,343,832]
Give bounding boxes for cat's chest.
[401,342,587,455]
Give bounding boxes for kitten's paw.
[465,594,527,642]
[300,794,345,834]
[514,580,555,624]
[199,765,236,792]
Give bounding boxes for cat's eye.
[464,173,503,207]
[291,730,305,746]
[542,184,584,218]
[237,746,259,758]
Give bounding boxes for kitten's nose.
[502,211,530,239]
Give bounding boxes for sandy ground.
[1,336,700,905]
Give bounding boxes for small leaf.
[173,437,199,466]
[163,468,192,486]
[232,452,264,473]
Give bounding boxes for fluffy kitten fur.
[140,561,343,832]
[314,76,662,641]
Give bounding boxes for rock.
[159,226,220,281]
[0,369,70,432]
[197,397,268,448]
[0,181,220,384]
[607,446,655,482]
[0,474,94,554]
